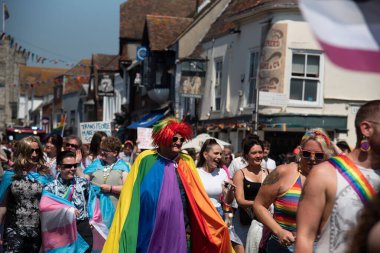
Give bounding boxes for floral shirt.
[44,175,90,221]
[5,178,43,229]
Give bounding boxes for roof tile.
[146,15,193,51]
[19,66,68,97]
[120,0,198,40]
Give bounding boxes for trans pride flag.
[88,185,115,252]
[39,190,89,253]
[102,150,232,253]
[299,0,380,73]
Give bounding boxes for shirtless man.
[295,100,380,253]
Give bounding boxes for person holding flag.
[103,116,233,253]
[0,136,52,252]
[295,100,380,253]
[43,151,92,252]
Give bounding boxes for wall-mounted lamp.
[229,28,241,34]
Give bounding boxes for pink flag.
[299,0,380,73]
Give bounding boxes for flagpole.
[2,2,5,33]
[61,113,67,137]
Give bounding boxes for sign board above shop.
[98,74,115,97]
[79,121,112,143]
[259,91,288,107]
[179,61,206,99]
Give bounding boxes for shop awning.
[127,112,165,129]
[260,114,348,132]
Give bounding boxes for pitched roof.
[202,0,297,43]
[145,15,193,51]
[62,59,92,95]
[92,54,119,71]
[120,0,198,40]
[19,66,68,97]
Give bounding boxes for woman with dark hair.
[86,131,108,165]
[196,139,242,252]
[83,136,129,207]
[233,137,268,252]
[44,134,63,177]
[0,136,52,252]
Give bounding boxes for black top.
[241,170,262,201]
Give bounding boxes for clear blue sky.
[2,0,126,68]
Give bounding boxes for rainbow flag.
[40,190,89,253]
[102,150,232,253]
[329,155,376,205]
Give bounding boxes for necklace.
[102,160,117,183]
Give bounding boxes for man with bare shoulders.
[295,100,380,253]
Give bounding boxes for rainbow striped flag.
[40,190,89,253]
[102,150,232,253]
[329,155,376,205]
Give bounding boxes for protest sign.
[80,121,112,143]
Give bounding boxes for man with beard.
[295,100,380,253]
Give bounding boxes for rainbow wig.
[152,117,193,147]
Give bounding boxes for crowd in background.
[0,100,380,253]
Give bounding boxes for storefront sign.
[180,61,206,98]
[98,74,114,97]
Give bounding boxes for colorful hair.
[299,128,335,158]
[152,117,193,147]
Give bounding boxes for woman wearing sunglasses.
[0,136,52,252]
[83,136,130,207]
[253,128,337,253]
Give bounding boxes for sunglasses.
[301,150,325,160]
[31,148,41,153]
[101,148,113,153]
[61,163,79,169]
[66,143,79,149]
[172,137,185,143]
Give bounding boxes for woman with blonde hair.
[253,128,336,253]
[0,136,52,252]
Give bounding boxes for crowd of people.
[0,100,380,253]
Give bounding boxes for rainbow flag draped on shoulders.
[39,190,89,253]
[102,150,232,253]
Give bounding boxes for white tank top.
[316,165,380,253]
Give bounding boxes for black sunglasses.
[172,137,185,143]
[31,148,40,153]
[301,150,325,160]
[66,143,79,149]
[61,163,79,169]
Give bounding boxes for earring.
[360,136,371,152]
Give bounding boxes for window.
[289,51,323,104]
[247,51,260,106]
[214,59,223,111]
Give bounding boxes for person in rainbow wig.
[296,100,380,253]
[253,128,336,253]
[102,117,233,253]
